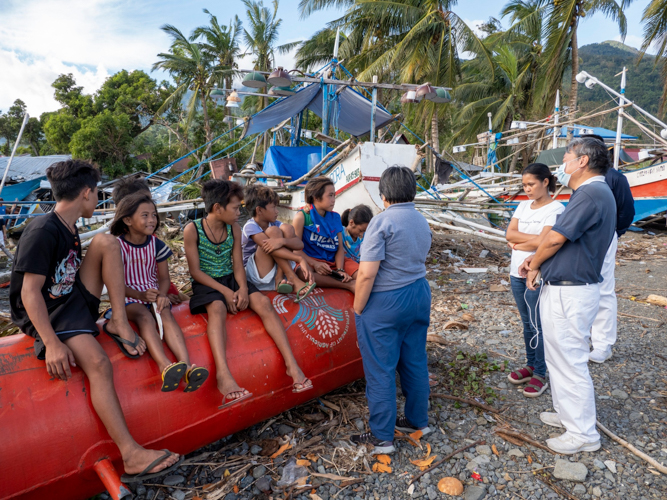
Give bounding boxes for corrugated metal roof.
[0,155,71,182]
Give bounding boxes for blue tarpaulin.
[0,177,45,201]
[242,83,394,138]
[262,146,333,181]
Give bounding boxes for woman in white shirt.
[506,163,565,397]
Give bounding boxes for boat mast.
[613,67,626,170]
[552,90,560,149]
[0,112,29,197]
[321,29,341,158]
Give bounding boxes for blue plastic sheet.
[0,177,45,201]
[262,146,333,182]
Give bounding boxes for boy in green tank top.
[184,180,313,408]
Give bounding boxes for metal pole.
[552,90,560,149]
[321,83,329,159]
[613,67,626,170]
[370,76,378,143]
[0,112,29,197]
[486,112,492,172]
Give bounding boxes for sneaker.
[539,412,564,428]
[546,432,600,454]
[349,432,396,455]
[395,416,432,436]
[589,349,612,364]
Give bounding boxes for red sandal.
[523,375,548,397]
[507,366,533,385]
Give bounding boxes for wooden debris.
[494,428,555,454]
[426,334,451,345]
[461,313,475,322]
[597,420,667,474]
[489,284,507,292]
[647,294,667,307]
[535,473,579,500]
[443,320,468,330]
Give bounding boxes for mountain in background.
[562,41,665,139]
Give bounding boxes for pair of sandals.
[508,366,548,397]
[277,279,317,303]
[218,375,313,410]
[161,362,209,393]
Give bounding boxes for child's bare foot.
[106,319,146,356]
[122,447,180,476]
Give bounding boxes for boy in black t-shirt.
[9,160,182,482]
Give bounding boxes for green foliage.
[70,111,135,176]
[52,74,94,118]
[445,350,506,404]
[43,111,81,153]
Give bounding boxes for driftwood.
[597,420,667,474]
[617,311,663,323]
[535,473,579,500]
[409,439,484,485]
[430,393,501,414]
[494,428,555,454]
[646,294,667,308]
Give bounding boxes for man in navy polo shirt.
[520,138,616,454]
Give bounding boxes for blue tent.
[262,146,333,181]
[242,83,394,139]
[553,126,637,140]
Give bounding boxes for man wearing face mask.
[519,138,616,454]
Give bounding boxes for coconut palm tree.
[192,9,243,92]
[639,0,667,117]
[153,25,220,162]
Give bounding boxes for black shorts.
[24,280,101,360]
[189,273,260,315]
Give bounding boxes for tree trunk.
[431,111,439,173]
[568,19,579,118]
[197,89,213,180]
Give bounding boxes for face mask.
[555,157,582,187]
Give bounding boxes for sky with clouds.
[0,0,652,116]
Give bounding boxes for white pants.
[590,233,617,352]
[541,284,600,443]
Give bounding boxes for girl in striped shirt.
[111,193,208,393]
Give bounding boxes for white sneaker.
[546,432,600,454]
[589,349,612,364]
[540,412,564,428]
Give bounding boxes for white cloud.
[0,0,171,115]
[464,19,490,39]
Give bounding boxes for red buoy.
[0,288,362,500]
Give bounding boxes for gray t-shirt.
[360,202,432,292]
[541,177,616,283]
[241,219,282,266]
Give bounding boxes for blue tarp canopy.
[0,177,45,201]
[242,83,394,138]
[551,126,637,140]
[262,146,333,181]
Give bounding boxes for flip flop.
[103,322,142,359]
[218,389,253,410]
[183,365,209,393]
[295,282,317,303]
[161,361,187,392]
[120,450,184,484]
[292,377,314,393]
[277,280,294,294]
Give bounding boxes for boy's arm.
[183,223,237,310]
[231,223,249,310]
[251,232,306,263]
[21,273,76,381]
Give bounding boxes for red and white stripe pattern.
[119,235,159,304]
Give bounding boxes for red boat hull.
[0,289,362,500]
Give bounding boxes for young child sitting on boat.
[183,179,313,408]
[112,177,187,305]
[110,193,208,393]
[292,176,356,292]
[241,184,316,302]
[341,205,373,267]
[9,160,182,483]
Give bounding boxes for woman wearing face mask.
[506,163,565,397]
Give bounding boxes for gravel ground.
[94,230,667,499]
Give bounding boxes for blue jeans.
[355,278,431,442]
[510,276,546,377]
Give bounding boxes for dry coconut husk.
[437,477,464,495]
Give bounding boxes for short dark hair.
[522,163,557,193]
[202,179,244,213]
[566,138,611,175]
[341,204,373,226]
[245,184,280,216]
[46,159,101,201]
[378,166,416,204]
[112,177,150,205]
[110,193,158,236]
[304,176,334,204]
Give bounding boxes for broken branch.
[597,420,667,474]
